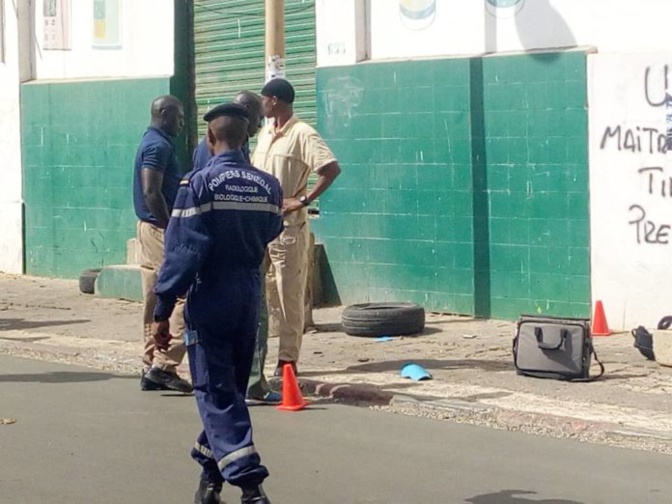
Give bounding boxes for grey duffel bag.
[513,315,605,381]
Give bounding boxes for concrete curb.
[95,264,143,302]
[269,377,395,406]
[302,378,396,405]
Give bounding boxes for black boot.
[241,484,271,504]
[194,479,223,504]
[145,366,193,393]
[140,370,170,391]
[273,360,297,377]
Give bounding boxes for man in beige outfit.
[132,95,192,393]
[252,79,341,376]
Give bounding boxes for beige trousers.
[137,221,186,373]
[304,231,315,330]
[266,222,310,363]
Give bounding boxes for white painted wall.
[0,0,25,274]
[34,0,173,80]
[316,0,672,63]
[316,0,367,67]
[589,53,672,330]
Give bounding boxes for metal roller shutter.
[194,0,317,140]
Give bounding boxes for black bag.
[632,326,655,361]
[513,315,604,381]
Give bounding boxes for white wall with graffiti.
[589,55,672,329]
[34,0,173,80]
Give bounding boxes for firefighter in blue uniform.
[151,103,282,504]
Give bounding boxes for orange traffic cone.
[277,363,308,412]
[591,300,612,336]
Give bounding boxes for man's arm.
[283,127,341,215]
[141,168,170,229]
[153,181,213,323]
[304,161,341,202]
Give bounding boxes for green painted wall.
[316,58,475,314]
[315,51,590,320]
[481,53,590,320]
[21,78,171,277]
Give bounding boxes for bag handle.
[571,347,605,382]
[535,327,566,350]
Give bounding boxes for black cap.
[260,78,295,104]
[203,102,249,122]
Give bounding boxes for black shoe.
[140,370,171,391]
[241,485,271,504]
[273,360,297,378]
[145,367,193,393]
[194,479,224,504]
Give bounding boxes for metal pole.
[265,0,286,82]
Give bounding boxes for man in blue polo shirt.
[132,95,192,393]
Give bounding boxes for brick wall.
[21,78,171,277]
[314,50,590,319]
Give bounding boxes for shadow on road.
[598,372,651,381]
[0,318,90,331]
[467,489,584,504]
[0,371,136,384]
[0,335,51,343]
[356,359,514,373]
[314,320,477,336]
[301,358,512,377]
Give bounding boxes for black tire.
[658,316,672,330]
[79,268,101,295]
[341,302,425,337]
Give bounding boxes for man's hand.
[151,320,172,351]
[282,197,304,216]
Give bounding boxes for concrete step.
[96,242,336,307]
[95,264,142,303]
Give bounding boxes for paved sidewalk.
[1,273,672,453]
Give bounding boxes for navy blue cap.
[203,102,249,122]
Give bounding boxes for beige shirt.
[252,115,337,225]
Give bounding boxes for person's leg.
[138,221,191,392]
[138,221,159,373]
[164,296,187,372]
[269,225,310,373]
[246,284,276,401]
[191,430,224,504]
[189,302,269,490]
[304,231,316,330]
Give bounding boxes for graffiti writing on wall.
[322,76,364,130]
[599,65,672,245]
[644,64,670,108]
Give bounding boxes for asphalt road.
[1,355,671,504]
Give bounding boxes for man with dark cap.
[152,102,281,504]
[192,90,263,170]
[132,95,192,393]
[192,91,281,406]
[253,78,341,377]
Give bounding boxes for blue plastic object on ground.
[401,363,432,381]
[375,336,394,342]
